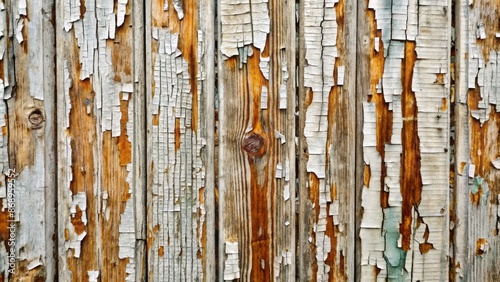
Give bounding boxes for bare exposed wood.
[454,0,500,280]
[217,0,296,280]
[56,0,143,281]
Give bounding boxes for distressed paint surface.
[0,0,57,281]
[147,0,215,280]
[454,0,500,280]
[57,0,143,281]
[359,0,450,281]
[218,0,296,280]
[298,0,357,280]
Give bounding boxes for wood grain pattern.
[0,1,56,281]
[358,0,451,280]
[218,0,296,280]
[56,0,142,281]
[298,0,357,280]
[146,0,215,280]
[454,0,500,280]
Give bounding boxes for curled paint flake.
[173,0,184,20]
[492,158,500,169]
[88,271,99,282]
[15,20,23,43]
[224,242,241,280]
[18,0,27,15]
[117,0,128,27]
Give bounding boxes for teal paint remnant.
[471,176,489,206]
[383,207,408,281]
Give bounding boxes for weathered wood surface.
[0,0,57,281]
[453,0,500,281]
[146,0,215,280]
[357,0,451,281]
[56,0,144,281]
[0,0,500,281]
[298,0,357,281]
[217,0,296,280]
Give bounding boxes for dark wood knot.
[28,109,45,129]
[242,133,266,157]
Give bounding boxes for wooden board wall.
[1,0,500,281]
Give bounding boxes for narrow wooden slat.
[145,0,214,280]
[357,0,451,280]
[453,0,500,280]
[217,0,296,280]
[0,0,56,280]
[298,0,357,280]
[56,1,143,280]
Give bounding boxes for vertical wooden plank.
[298,0,357,280]
[454,0,500,280]
[0,0,56,280]
[146,0,215,280]
[56,0,143,280]
[132,0,147,280]
[358,0,451,280]
[217,0,296,280]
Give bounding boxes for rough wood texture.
[358,0,451,281]
[146,0,215,280]
[298,0,357,280]
[0,1,56,281]
[56,0,143,281]
[217,0,296,280]
[453,0,500,280]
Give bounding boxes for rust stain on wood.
[364,165,371,187]
[174,117,181,152]
[468,85,500,202]
[67,60,98,281]
[101,131,130,281]
[367,8,392,209]
[111,10,133,80]
[118,95,131,166]
[400,41,422,251]
[476,238,487,255]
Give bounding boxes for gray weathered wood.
[453,0,500,280]
[0,1,56,280]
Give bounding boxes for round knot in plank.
[242,133,266,157]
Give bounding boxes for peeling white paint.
[361,1,450,281]
[151,28,205,281]
[303,1,339,279]
[223,242,240,280]
[220,0,270,57]
[88,270,99,282]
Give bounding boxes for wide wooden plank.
[357,0,451,281]
[453,0,500,280]
[217,0,296,280]
[145,0,215,280]
[298,0,357,280]
[0,1,56,280]
[56,1,144,281]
